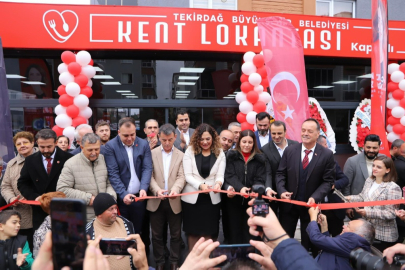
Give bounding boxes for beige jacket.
[146,147,186,214]
[1,148,38,229]
[57,153,116,222]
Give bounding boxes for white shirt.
[123,142,141,194]
[368,182,381,197]
[366,157,374,178]
[161,146,174,191]
[42,150,56,172]
[274,139,289,157]
[301,144,316,163]
[178,128,190,146]
[259,132,270,147]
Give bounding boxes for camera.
[252,184,269,232]
[350,248,405,270]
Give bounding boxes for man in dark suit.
[174,109,195,152]
[104,117,153,237]
[276,118,335,251]
[17,129,73,230]
[261,120,298,216]
[254,112,272,150]
[394,142,405,243]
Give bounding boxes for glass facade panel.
[323,109,355,144]
[11,107,54,136]
[334,1,353,18]
[316,1,330,16]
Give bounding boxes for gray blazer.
[342,152,383,196]
[174,128,195,152]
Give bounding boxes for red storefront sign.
[0,2,405,59]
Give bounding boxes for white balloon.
[254,85,264,93]
[63,126,75,139]
[391,71,405,83]
[387,98,400,109]
[59,72,74,85]
[235,92,247,104]
[65,82,81,97]
[388,93,393,99]
[76,51,92,67]
[399,80,405,91]
[388,63,400,75]
[259,92,272,104]
[79,107,93,119]
[55,105,67,116]
[387,124,393,133]
[392,106,405,118]
[387,131,401,143]
[74,94,89,109]
[87,79,93,87]
[400,116,405,126]
[239,101,253,114]
[241,62,257,76]
[55,114,72,128]
[246,111,257,124]
[243,51,256,62]
[260,51,263,55]
[248,73,262,86]
[58,63,68,74]
[81,65,96,79]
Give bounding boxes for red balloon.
[261,78,269,88]
[387,109,392,117]
[236,112,247,123]
[253,101,266,113]
[400,98,405,108]
[241,82,254,93]
[387,82,399,93]
[388,116,401,126]
[393,124,405,134]
[253,54,264,68]
[59,94,74,107]
[66,105,80,119]
[89,59,94,66]
[241,122,254,131]
[393,90,405,100]
[401,132,405,141]
[240,74,249,83]
[61,51,76,65]
[80,86,93,98]
[257,67,267,79]
[246,91,259,104]
[68,62,82,76]
[75,74,88,88]
[400,63,405,74]
[57,85,66,96]
[52,125,64,137]
[72,116,87,127]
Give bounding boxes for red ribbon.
[0,198,41,211]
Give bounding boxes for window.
[120,60,133,64]
[190,0,237,10]
[316,0,355,18]
[142,74,155,88]
[141,60,153,68]
[121,73,133,84]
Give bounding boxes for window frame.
[189,0,237,10]
[316,0,356,18]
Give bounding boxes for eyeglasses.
[16,141,31,147]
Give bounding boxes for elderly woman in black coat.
[224,129,267,244]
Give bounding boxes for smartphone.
[210,244,256,267]
[99,238,136,255]
[50,198,87,270]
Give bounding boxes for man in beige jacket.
[146,124,186,270]
[57,133,116,221]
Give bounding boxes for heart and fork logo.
[43,10,79,43]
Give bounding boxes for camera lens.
[350,248,402,270]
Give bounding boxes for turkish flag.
[257,17,309,142]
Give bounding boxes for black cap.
[93,193,117,216]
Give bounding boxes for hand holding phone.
[99,239,136,256]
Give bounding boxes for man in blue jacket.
[307,207,374,270]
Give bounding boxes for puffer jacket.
[224,150,267,191]
[1,148,38,229]
[57,153,117,221]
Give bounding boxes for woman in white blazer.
[181,123,226,252]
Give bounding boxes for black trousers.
[226,196,252,244]
[149,200,182,265]
[221,193,230,242]
[373,240,397,252]
[118,199,146,234]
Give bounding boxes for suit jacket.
[146,147,186,214]
[104,136,153,200]
[254,130,272,150]
[17,147,73,229]
[326,161,349,220]
[174,128,195,152]
[261,139,298,192]
[181,147,226,204]
[70,144,106,155]
[276,143,335,211]
[394,156,405,190]
[350,178,401,242]
[342,153,383,196]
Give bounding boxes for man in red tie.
[17,129,72,231]
[276,118,335,252]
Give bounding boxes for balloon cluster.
[386,63,405,142]
[52,51,95,144]
[235,51,272,131]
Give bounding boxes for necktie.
[46,157,52,175]
[302,150,312,169]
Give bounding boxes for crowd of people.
[2,109,405,269]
